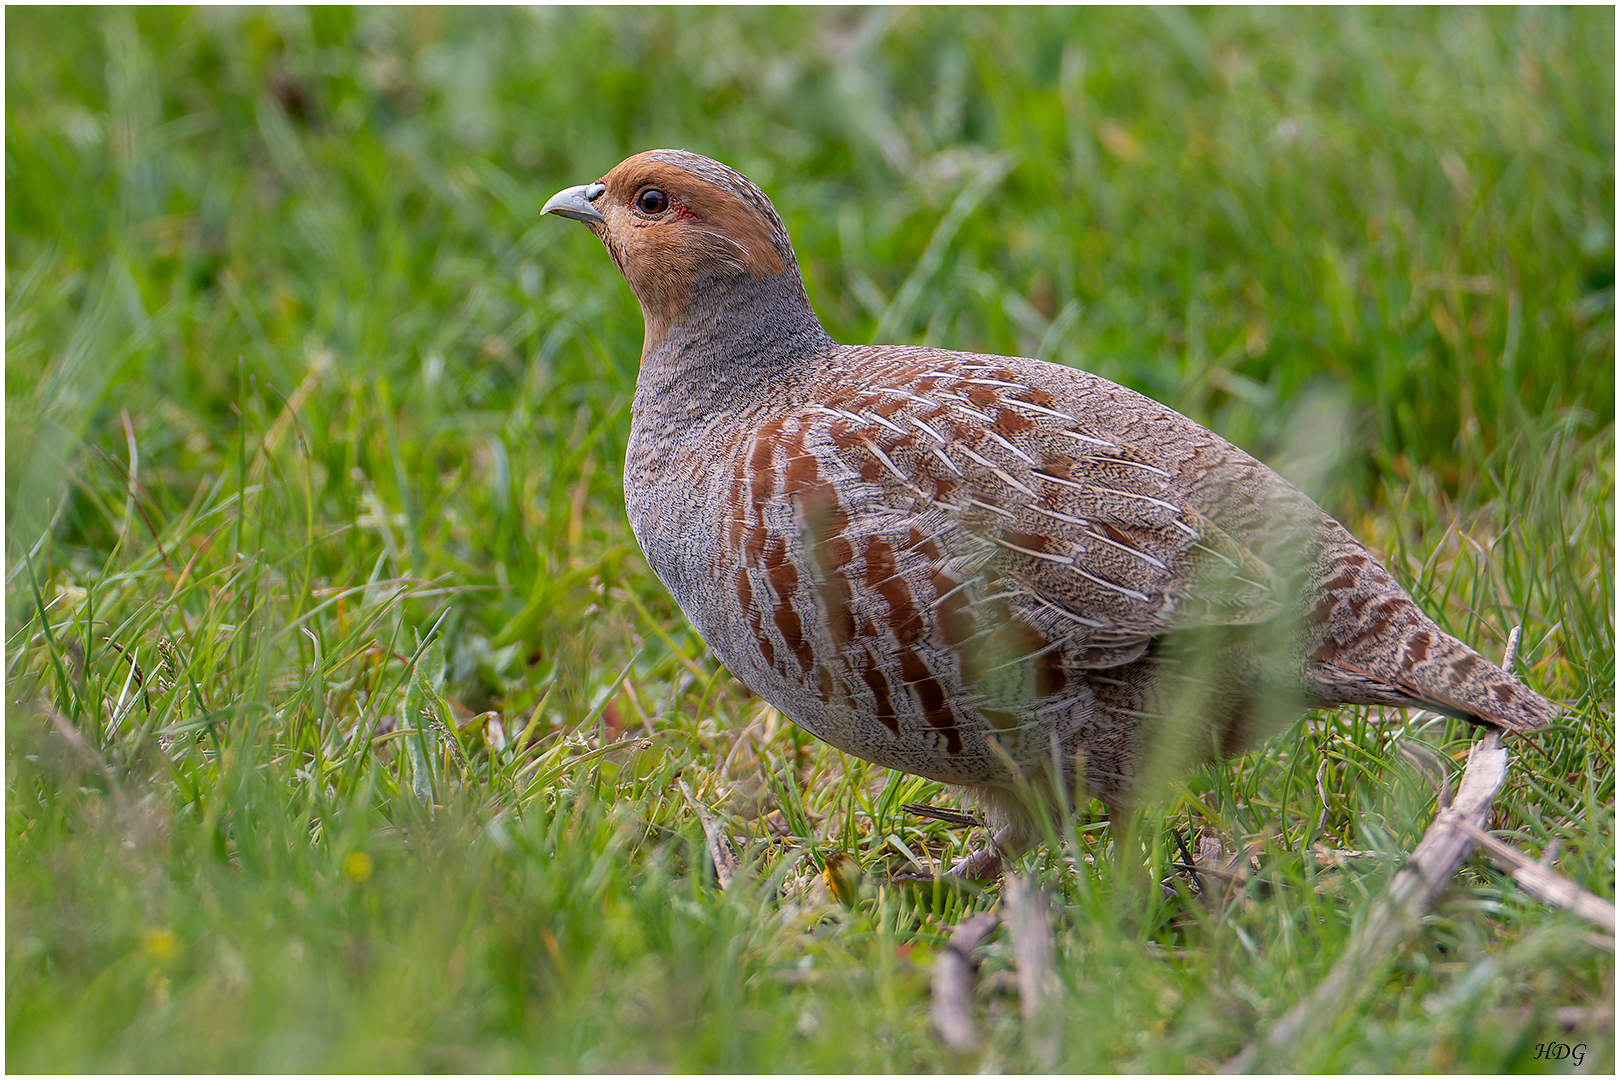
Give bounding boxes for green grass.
[6,6,1613,1072]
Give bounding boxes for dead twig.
[1223,731,1510,1073]
[1222,626,1528,1073]
[1171,829,1205,897]
[931,910,1001,1054]
[1441,813,1616,936]
[1005,875,1062,1069]
[678,778,738,890]
[903,802,980,829]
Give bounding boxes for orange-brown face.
[545,150,795,350]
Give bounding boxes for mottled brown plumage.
[544,150,1554,845]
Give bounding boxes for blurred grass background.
[6,6,1613,1072]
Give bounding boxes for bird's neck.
[632,270,834,423]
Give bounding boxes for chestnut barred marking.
[900,649,964,756]
[862,655,902,735]
[1405,632,1431,663]
[864,536,925,644]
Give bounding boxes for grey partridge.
[543,149,1554,846]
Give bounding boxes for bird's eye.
[635,188,670,215]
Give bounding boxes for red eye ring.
[636,188,670,215]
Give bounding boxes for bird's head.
[543,150,818,357]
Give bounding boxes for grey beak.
[542,181,607,225]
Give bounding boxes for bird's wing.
[792,348,1297,662]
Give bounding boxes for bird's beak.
[542,181,607,225]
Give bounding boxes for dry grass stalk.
[931,910,1001,1054]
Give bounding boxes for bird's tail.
[1313,626,1556,734]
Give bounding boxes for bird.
[543,149,1554,872]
